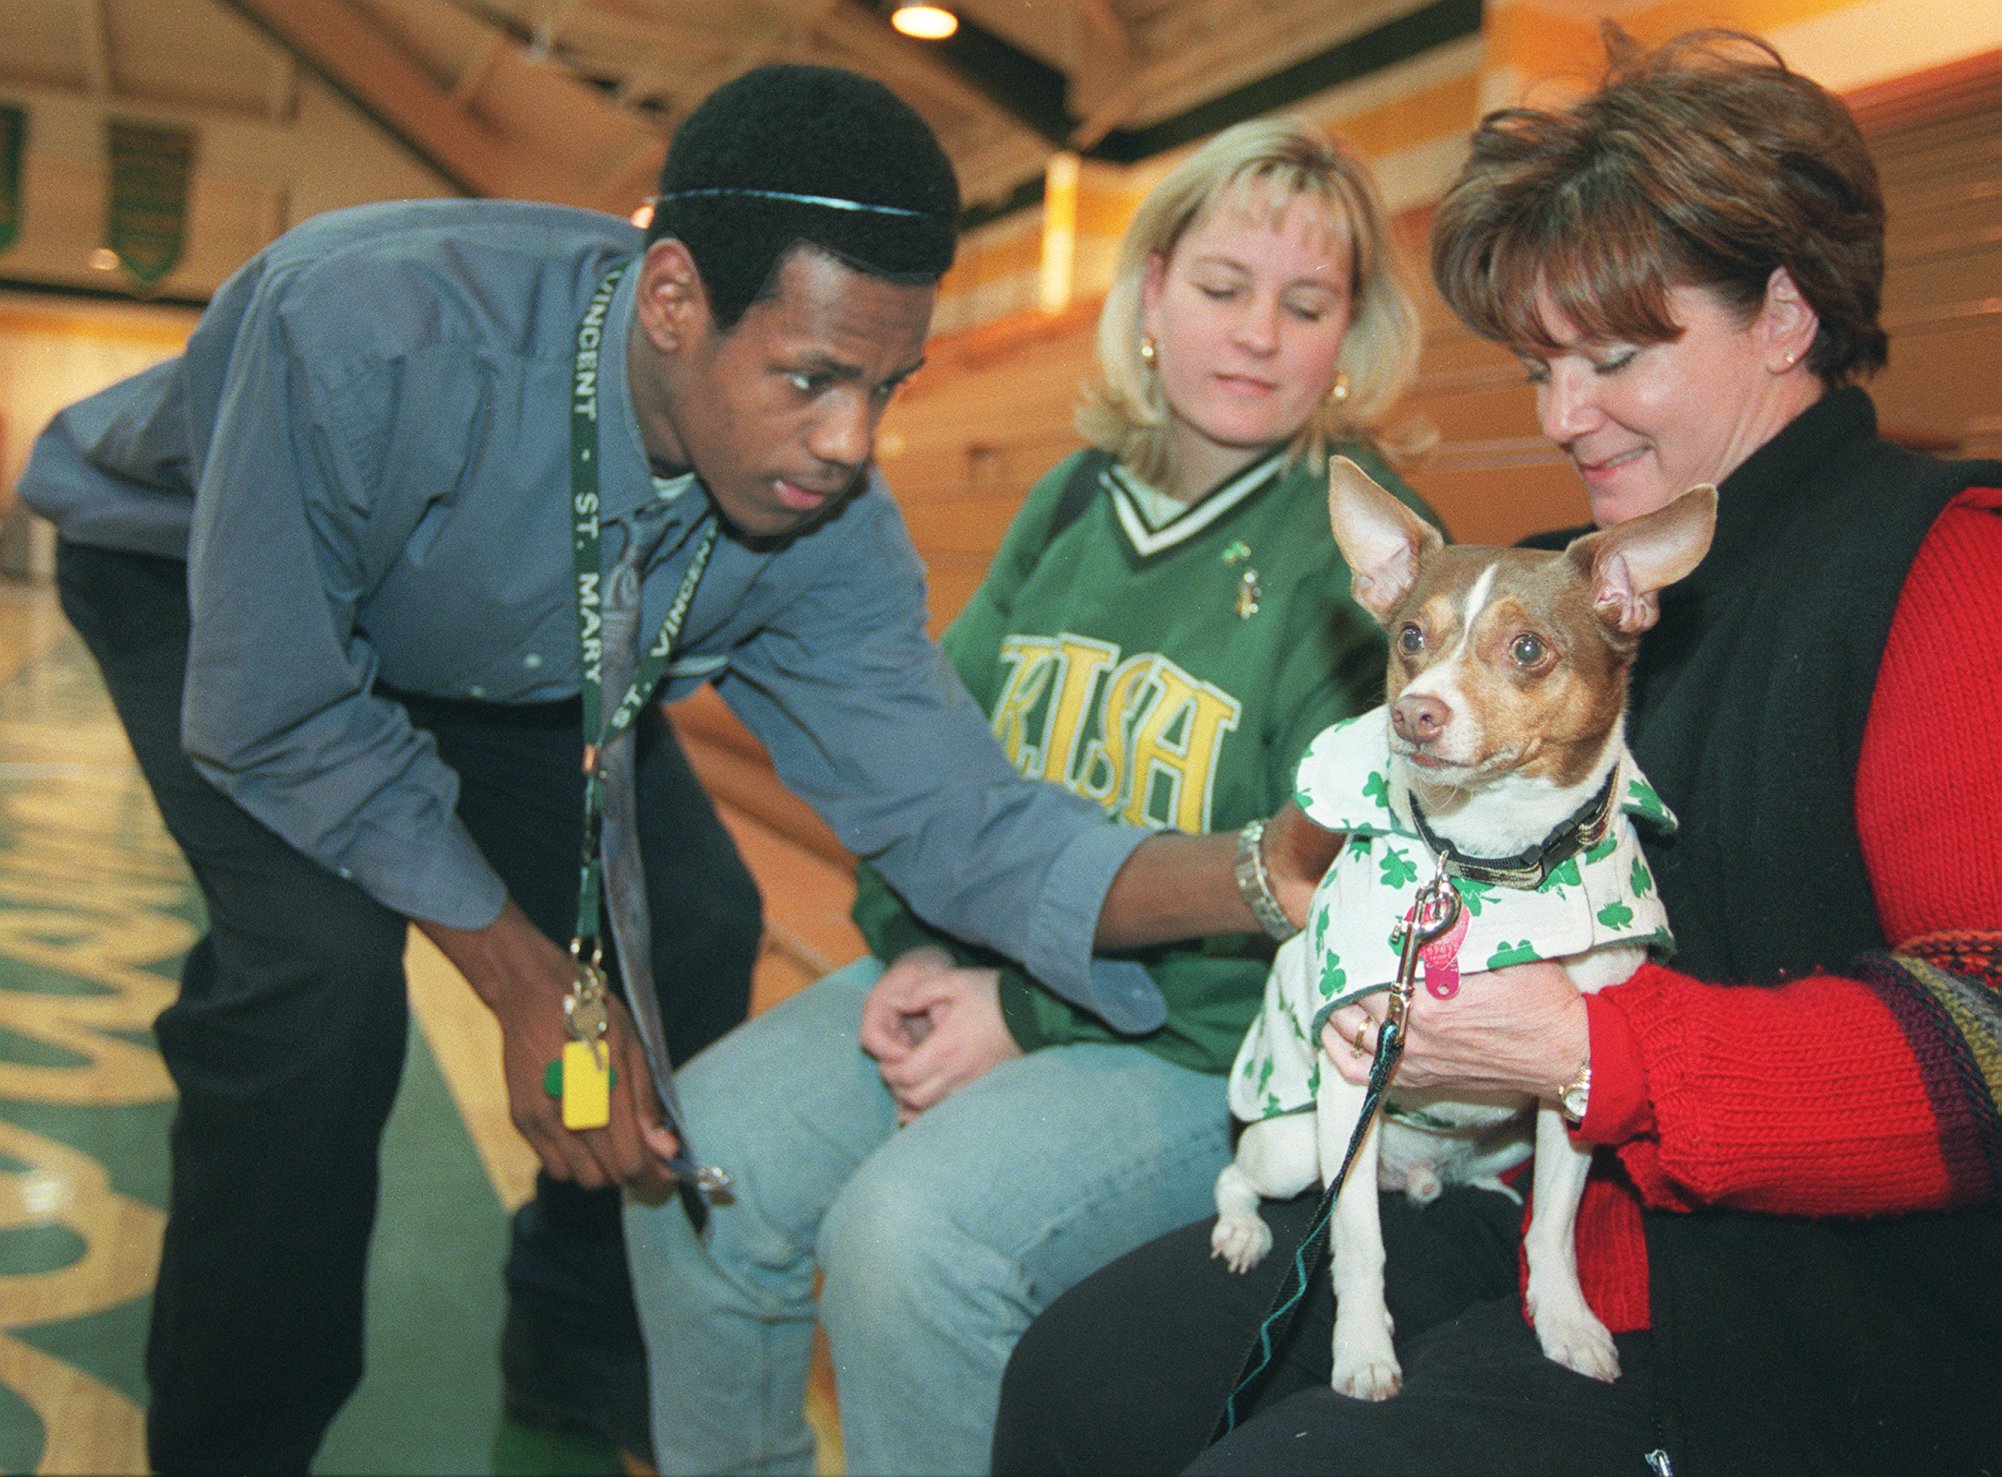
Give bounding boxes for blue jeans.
[624,956,1237,1475]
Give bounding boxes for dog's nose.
[1393,693,1450,745]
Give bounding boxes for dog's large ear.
[1567,485,1719,635]
[1329,456,1443,626]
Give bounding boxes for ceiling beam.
[817,0,1039,129]
[1068,0,1137,128]
[593,127,662,208]
[72,0,112,96]
[449,31,510,108]
[266,49,300,121]
[219,0,608,206]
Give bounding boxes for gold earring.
[1140,336,1158,367]
[1782,350,1798,369]
[1327,369,1350,406]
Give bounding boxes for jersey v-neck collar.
[1106,447,1287,558]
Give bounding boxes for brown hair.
[1430,27,1887,384]
[1081,116,1423,489]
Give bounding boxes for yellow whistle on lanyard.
[560,1040,613,1131]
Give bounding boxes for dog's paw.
[1331,1355,1403,1402]
[1209,1213,1273,1274]
[1330,1311,1401,1401]
[1330,1344,1402,1401]
[1529,1301,1622,1384]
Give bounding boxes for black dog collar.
[1407,766,1621,891]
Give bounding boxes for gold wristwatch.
[1558,1060,1592,1127]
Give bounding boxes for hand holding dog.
[861,947,1023,1123]
[1320,959,1590,1102]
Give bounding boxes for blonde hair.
[1079,116,1422,489]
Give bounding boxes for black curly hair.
[650,64,961,331]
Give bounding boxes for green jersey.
[852,441,1440,1072]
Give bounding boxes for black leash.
[1212,872,1463,1442]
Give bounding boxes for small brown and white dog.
[1212,458,1716,1400]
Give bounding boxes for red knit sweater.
[1565,486,2002,1331]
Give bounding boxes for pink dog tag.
[1420,904,1470,998]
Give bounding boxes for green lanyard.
[569,262,718,954]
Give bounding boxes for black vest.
[1628,388,1994,984]
[1613,390,2002,1474]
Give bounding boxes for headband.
[655,187,952,222]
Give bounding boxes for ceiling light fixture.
[891,2,958,40]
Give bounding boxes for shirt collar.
[1104,446,1286,557]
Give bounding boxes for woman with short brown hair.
[994,29,2002,1475]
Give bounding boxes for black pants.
[56,541,761,1475]
[993,1189,1660,1477]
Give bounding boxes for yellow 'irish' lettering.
[1118,662,1241,831]
[991,635,1240,831]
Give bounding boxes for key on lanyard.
[556,942,614,1131]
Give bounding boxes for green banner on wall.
[0,104,24,253]
[106,118,196,286]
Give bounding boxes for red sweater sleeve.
[1556,489,2002,1335]
[1589,487,2002,1214]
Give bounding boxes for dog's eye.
[1397,624,1425,656]
[1510,633,1549,667]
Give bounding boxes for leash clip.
[1389,868,1462,1033]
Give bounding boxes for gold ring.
[1351,1023,1370,1056]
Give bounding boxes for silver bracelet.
[1234,818,1300,942]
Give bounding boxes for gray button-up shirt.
[22,199,1163,1028]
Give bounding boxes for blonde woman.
[625,117,1439,1476]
